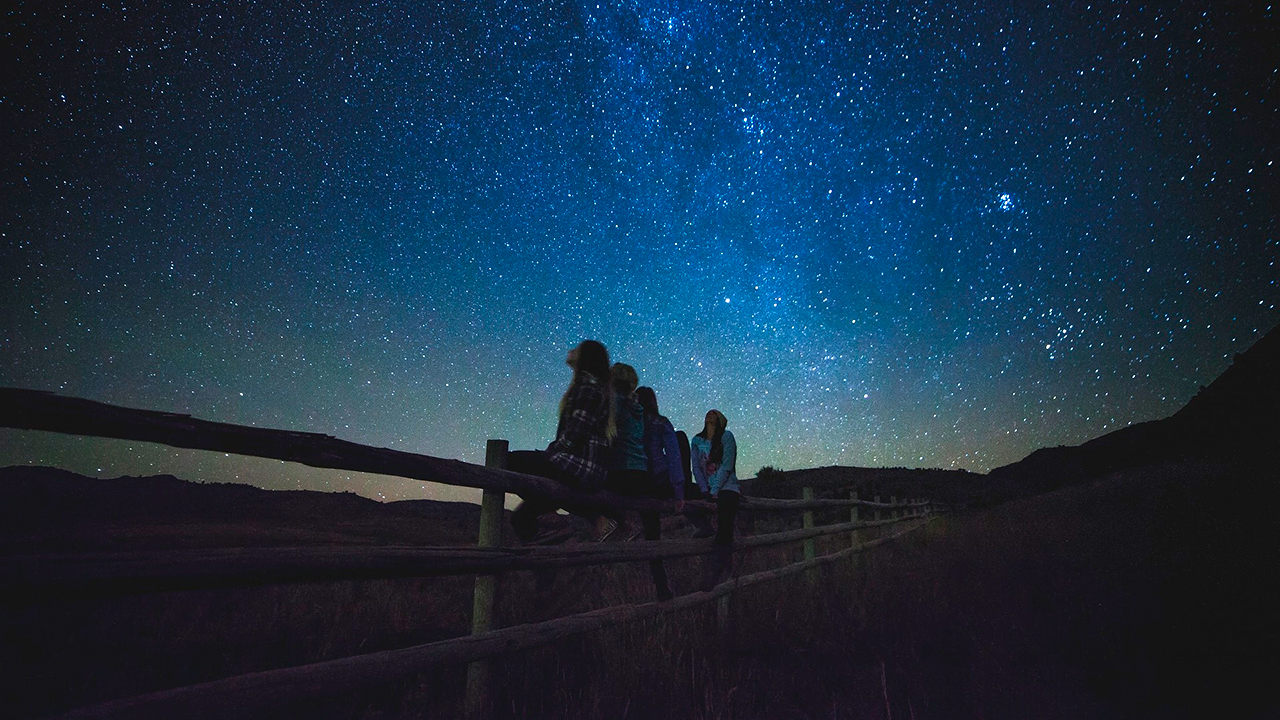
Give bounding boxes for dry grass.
[469,460,1274,719]
[5,460,1274,719]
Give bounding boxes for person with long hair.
[674,426,715,538]
[631,384,682,600]
[635,386,685,506]
[690,409,739,590]
[508,340,616,544]
[602,363,645,542]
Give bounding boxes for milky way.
[3,2,1276,502]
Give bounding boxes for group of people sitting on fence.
[507,339,740,598]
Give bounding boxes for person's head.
[701,409,727,437]
[560,340,616,439]
[701,409,728,463]
[569,340,610,382]
[611,363,638,396]
[636,386,659,416]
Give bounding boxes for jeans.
[699,489,740,591]
[714,489,741,545]
[608,468,673,600]
[507,450,594,540]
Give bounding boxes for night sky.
[3,2,1277,503]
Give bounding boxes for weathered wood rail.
[0,388,913,514]
[52,523,925,720]
[0,387,939,719]
[2,515,915,599]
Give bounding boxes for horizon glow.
[2,1,1276,503]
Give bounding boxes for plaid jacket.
[546,375,612,490]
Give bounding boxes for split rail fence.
[0,388,939,720]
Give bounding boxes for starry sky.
[2,1,1277,503]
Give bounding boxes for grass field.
[8,459,1273,718]
[448,460,1272,719]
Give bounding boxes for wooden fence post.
[890,495,898,520]
[802,487,815,562]
[849,489,860,551]
[465,439,507,720]
[874,494,881,522]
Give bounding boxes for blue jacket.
[644,414,685,501]
[690,430,739,496]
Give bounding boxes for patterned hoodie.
[690,430,739,496]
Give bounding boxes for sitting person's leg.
[642,509,672,599]
[714,490,740,545]
[599,468,648,539]
[508,450,562,541]
[699,490,740,590]
[684,484,715,537]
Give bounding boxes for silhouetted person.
[508,340,615,544]
[675,426,715,538]
[601,367,673,599]
[691,409,739,590]
[600,363,642,538]
[635,385,685,600]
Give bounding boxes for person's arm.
[708,432,737,496]
[677,431,692,485]
[690,440,711,496]
[662,425,684,501]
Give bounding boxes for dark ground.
[4,458,1275,719]
[766,460,1278,720]
[469,459,1276,720]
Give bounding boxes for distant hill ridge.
[986,320,1280,496]
[740,465,980,508]
[4,322,1276,546]
[0,466,484,553]
[746,321,1280,506]
[1174,320,1280,427]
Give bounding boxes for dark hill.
[740,465,980,509]
[745,321,1280,508]
[985,320,1280,500]
[0,465,483,553]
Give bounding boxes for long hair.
[698,409,727,465]
[611,363,639,397]
[635,386,659,416]
[636,385,670,428]
[559,340,616,440]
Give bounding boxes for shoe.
[691,525,715,539]
[625,525,644,542]
[511,513,538,543]
[531,527,574,545]
[595,518,619,542]
[698,545,733,591]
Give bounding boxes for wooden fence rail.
[0,388,914,514]
[53,520,930,720]
[2,516,917,599]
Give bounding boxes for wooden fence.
[0,388,938,719]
